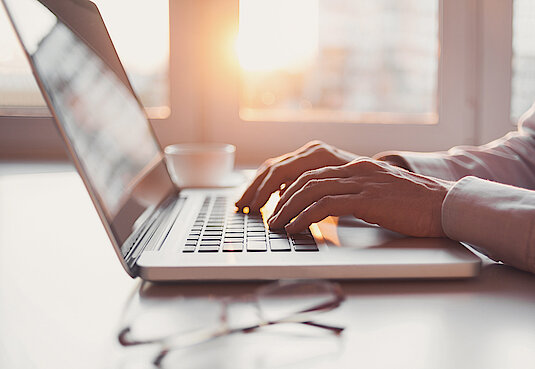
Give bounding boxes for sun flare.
[236,0,318,72]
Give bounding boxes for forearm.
[374,131,535,189]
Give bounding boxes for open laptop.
[3,0,481,281]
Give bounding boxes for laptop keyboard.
[182,196,318,253]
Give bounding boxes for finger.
[248,156,303,212]
[235,144,318,209]
[271,165,351,217]
[235,154,291,209]
[269,177,360,229]
[235,166,271,210]
[284,194,358,233]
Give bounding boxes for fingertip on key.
[284,222,295,233]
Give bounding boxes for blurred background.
[0,0,531,164]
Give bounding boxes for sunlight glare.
[236,0,318,72]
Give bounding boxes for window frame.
[0,0,517,165]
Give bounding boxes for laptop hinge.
[124,196,186,274]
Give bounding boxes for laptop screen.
[3,0,177,254]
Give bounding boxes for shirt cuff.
[441,176,535,273]
[374,150,460,181]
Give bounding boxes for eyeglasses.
[118,279,345,368]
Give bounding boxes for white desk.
[1,163,534,369]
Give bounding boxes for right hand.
[235,140,359,212]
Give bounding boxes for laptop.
[3,0,481,281]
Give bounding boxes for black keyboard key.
[200,236,222,241]
[198,246,220,252]
[269,239,291,251]
[200,241,222,246]
[226,224,244,230]
[247,241,267,252]
[247,224,266,229]
[269,233,288,239]
[224,235,244,240]
[223,243,244,252]
[203,231,223,236]
[294,244,319,252]
[292,239,316,245]
[247,231,266,237]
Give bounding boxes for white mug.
[164,143,236,188]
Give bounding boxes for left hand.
[267,158,454,237]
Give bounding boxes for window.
[197,0,477,165]
[511,0,535,122]
[0,0,521,164]
[237,0,439,124]
[0,0,169,117]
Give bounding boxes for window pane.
[237,0,439,123]
[511,0,535,123]
[0,0,169,117]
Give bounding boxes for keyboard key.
[224,235,244,240]
[247,241,267,252]
[268,233,288,239]
[200,241,221,246]
[226,224,244,230]
[269,239,291,251]
[294,244,319,252]
[204,231,223,236]
[198,246,220,252]
[290,233,314,239]
[247,233,266,239]
[205,226,224,230]
[247,231,266,237]
[182,246,196,252]
[292,239,316,245]
[200,236,222,241]
[247,225,266,230]
[223,243,244,252]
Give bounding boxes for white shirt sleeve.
[375,104,535,190]
[373,104,535,273]
[442,176,535,273]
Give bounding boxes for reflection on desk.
[1,164,535,369]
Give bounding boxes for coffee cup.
[164,143,236,188]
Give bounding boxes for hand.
[235,141,359,212]
[267,158,454,238]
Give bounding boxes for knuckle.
[268,163,281,176]
[311,144,330,155]
[354,158,378,171]
[263,157,276,167]
[316,195,335,209]
[303,178,321,190]
[301,168,319,182]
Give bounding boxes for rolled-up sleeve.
[373,104,535,273]
[442,176,535,273]
[375,104,535,190]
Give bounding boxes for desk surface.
[1,163,534,369]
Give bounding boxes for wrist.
[375,154,411,171]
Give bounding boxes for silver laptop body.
[3,0,480,281]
